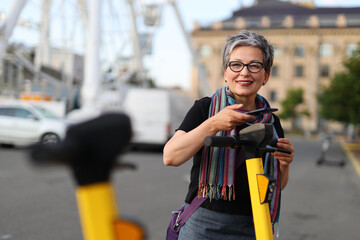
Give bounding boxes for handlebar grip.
[204,136,239,148]
[268,139,292,154]
[275,148,292,154]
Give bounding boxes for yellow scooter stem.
[76,182,118,240]
[246,158,273,240]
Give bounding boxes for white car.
[0,101,67,146]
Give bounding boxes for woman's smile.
[236,80,253,86]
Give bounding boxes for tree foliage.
[317,45,360,125]
[279,88,306,119]
[278,88,308,129]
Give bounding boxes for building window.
[271,65,279,77]
[346,43,358,57]
[295,65,304,77]
[295,45,305,57]
[319,43,333,57]
[270,90,278,102]
[199,45,212,58]
[273,46,281,57]
[320,64,330,77]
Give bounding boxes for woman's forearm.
[163,118,218,166]
[163,105,256,167]
[280,164,289,190]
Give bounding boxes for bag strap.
[174,196,207,232]
[173,146,244,232]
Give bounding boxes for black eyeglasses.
[227,61,264,73]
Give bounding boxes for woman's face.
[224,46,270,105]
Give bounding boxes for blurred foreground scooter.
[29,113,145,240]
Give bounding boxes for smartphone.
[244,108,278,116]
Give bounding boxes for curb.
[338,137,360,178]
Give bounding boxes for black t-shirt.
[177,97,284,215]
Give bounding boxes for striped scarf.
[198,86,281,226]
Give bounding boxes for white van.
[122,88,193,146]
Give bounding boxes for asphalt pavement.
[0,135,359,240]
[277,136,360,240]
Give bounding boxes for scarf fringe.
[221,184,227,200]
[197,184,235,201]
[272,222,280,238]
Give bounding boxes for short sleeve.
[177,97,211,133]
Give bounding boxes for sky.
[1,0,360,91]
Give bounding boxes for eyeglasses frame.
[227,61,264,73]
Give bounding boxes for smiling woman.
[163,30,295,240]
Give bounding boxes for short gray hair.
[222,30,274,73]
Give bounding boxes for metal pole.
[76,0,88,30]
[35,0,51,68]
[168,0,211,96]
[0,0,27,60]
[81,0,102,109]
[126,0,145,85]
[34,0,52,94]
[0,0,27,95]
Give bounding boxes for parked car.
[0,101,67,146]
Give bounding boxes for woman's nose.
[239,66,250,76]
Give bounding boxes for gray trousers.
[178,205,256,240]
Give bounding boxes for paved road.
[277,136,360,240]
[0,136,359,240]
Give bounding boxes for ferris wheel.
[0,0,209,115]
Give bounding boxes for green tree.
[317,45,360,140]
[279,88,308,130]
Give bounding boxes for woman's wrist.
[202,117,220,136]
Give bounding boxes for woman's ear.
[263,71,270,86]
[224,69,228,82]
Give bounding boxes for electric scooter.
[204,123,291,240]
[29,113,145,240]
[317,132,345,166]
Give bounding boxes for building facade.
[190,0,360,132]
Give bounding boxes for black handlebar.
[268,139,292,154]
[204,124,291,157]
